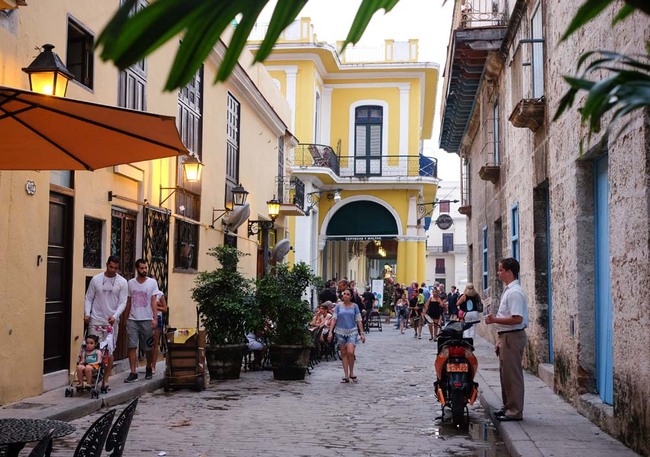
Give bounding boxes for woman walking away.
[327,288,366,383]
[457,283,483,339]
[423,291,444,341]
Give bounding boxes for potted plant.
[192,245,256,380]
[257,262,314,380]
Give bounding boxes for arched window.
[354,105,383,176]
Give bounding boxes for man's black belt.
[498,328,524,335]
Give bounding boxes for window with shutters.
[482,226,489,290]
[66,18,94,89]
[531,3,544,98]
[354,105,383,176]
[225,92,241,208]
[117,0,147,110]
[442,233,454,253]
[176,66,203,221]
[511,204,520,261]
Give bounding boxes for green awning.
[326,201,398,238]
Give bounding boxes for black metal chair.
[104,397,139,457]
[27,429,53,457]
[73,409,116,457]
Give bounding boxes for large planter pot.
[205,343,246,380]
[269,344,311,380]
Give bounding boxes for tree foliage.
[96,0,399,91]
[192,245,256,346]
[256,262,314,346]
[95,0,650,148]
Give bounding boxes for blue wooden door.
[595,155,613,404]
[545,188,553,363]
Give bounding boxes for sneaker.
[124,372,138,383]
[145,368,153,380]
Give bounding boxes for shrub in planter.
[192,245,256,379]
[256,262,314,380]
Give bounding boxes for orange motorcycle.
[433,320,479,427]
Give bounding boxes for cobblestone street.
[51,323,507,456]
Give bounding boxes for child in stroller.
[65,334,109,398]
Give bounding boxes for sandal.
[340,378,350,383]
[350,376,358,383]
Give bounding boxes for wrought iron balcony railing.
[293,143,437,179]
[459,0,508,29]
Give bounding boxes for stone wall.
[460,0,650,453]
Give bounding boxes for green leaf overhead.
[343,0,400,51]
[96,0,403,91]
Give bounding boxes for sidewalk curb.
[475,368,543,457]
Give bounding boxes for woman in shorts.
[327,288,366,383]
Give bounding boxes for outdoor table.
[0,418,76,456]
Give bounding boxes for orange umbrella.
[0,86,188,170]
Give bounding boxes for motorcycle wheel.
[451,389,465,427]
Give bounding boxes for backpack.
[466,297,483,313]
[466,298,474,312]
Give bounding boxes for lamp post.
[22,44,74,97]
[248,196,281,276]
[159,157,205,207]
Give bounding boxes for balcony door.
[354,105,382,176]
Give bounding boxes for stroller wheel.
[100,386,108,394]
[91,389,99,399]
[64,388,72,397]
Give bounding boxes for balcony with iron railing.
[458,0,508,29]
[428,244,469,254]
[440,0,508,154]
[275,175,305,215]
[292,143,437,179]
[477,117,501,183]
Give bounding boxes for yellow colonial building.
[249,18,440,288]
[0,1,292,404]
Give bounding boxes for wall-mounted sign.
[435,214,453,230]
[25,180,36,195]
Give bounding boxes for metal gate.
[143,207,170,296]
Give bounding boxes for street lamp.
[211,183,249,228]
[22,44,74,97]
[159,156,205,206]
[182,155,203,183]
[248,196,281,237]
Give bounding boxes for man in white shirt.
[124,259,158,383]
[84,255,128,388]
[485,257,529,421]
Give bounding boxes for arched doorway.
[321,200,399,285]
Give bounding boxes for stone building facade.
[439,0,649,454]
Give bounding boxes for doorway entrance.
[44,192,73,373]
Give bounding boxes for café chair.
[27,429,53,457]
[104,397,139,457]
[73,409,116,457]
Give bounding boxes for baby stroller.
[366,307,382,332]
[65,329,112,399]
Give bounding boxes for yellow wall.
[0,1,290,404]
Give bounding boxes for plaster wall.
[0,1,291,404]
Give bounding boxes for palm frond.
[554,50,650,148]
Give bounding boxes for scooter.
[433,320,479,427]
